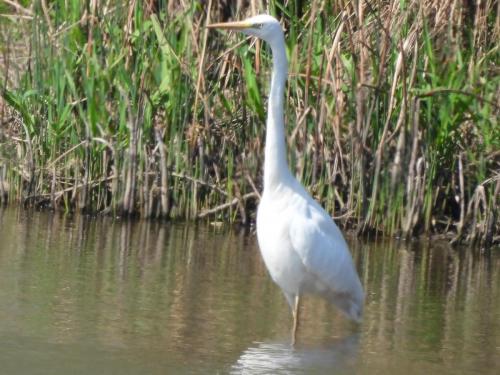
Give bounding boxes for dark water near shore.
[0,207,499,374]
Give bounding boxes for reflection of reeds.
[0,1,498,245]
[1,207,498,371]
[354,236,500,371]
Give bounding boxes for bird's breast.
[256,194,309,294]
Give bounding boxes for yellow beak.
[206,20,252,30]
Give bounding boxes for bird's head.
[207,14,283,45]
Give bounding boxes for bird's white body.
[208,14,364,329]
[257,171,364,321]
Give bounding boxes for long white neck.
[263,34,293,192]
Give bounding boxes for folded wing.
[289,204,364,320]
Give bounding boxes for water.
[0,207,499,374]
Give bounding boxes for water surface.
[0,208,499,374]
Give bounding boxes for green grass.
[0,0,498,247]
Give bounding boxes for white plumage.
[257,170,363,323]
[208,14,364,343]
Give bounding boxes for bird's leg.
[291,295,300,346]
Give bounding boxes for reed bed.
[0,0,499,247]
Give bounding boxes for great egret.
[208,15,364,344]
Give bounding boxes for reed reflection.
[0,208,498,374]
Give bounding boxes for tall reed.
[0,0,498,247]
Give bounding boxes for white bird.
[208,14,364,344]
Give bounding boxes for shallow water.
[0,207,499,374]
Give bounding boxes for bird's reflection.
[231,334,360,374]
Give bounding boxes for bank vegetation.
[0,0,499,247]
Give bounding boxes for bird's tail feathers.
[329,291,364,323]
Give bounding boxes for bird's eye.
[254,23,264,29]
